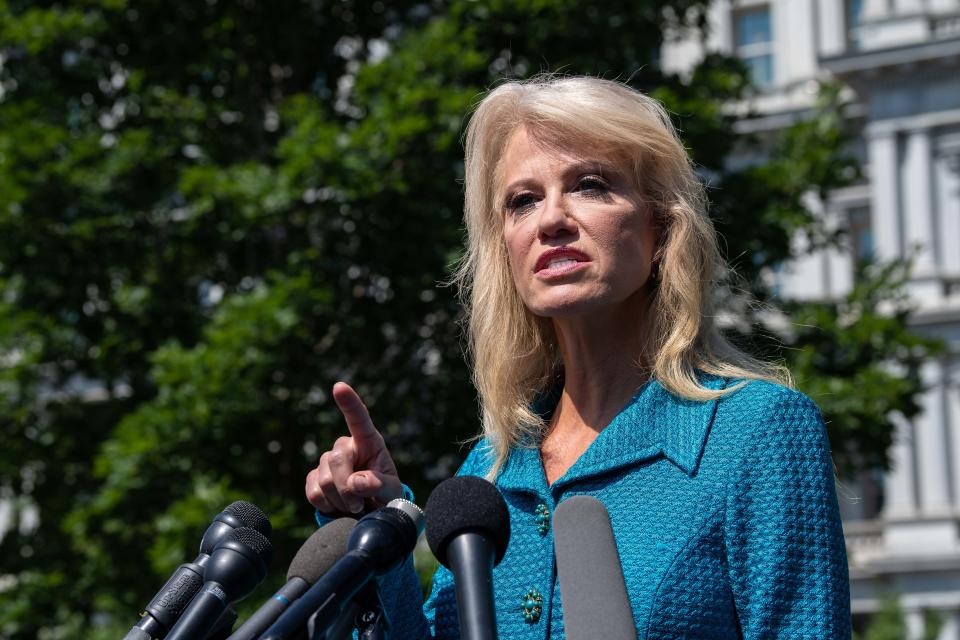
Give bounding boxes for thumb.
[348,470,403,504]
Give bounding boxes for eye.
[574,175,610,196]
[504,191,538,215]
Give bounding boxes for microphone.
[226,518,356,640]
[123,501,272,640]
[259,499,424,640]
[553,495,635,640]
[165,527,273,640]
[425,476,510,640]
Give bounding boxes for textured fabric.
[365,375,851,639]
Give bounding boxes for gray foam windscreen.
[553,495,636,640]
[287,518,356,584]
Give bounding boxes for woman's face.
[499,128,658,320]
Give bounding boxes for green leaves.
[0,0,934,636]
[0,5,104,55]
[786,260,942,474]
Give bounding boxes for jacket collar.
[496,374,727,495]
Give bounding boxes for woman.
[306,76,850,639]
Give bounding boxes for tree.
[853,595,943,640]
[0,1,938,637]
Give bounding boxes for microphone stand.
[354,582,387,640]
[310,582,387,640]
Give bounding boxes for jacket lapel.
[496,444,550,496]
[557,373,727,488]
[496,374,728,496]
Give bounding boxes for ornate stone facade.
[663,2,960,637]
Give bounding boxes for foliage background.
[0,1,939,637]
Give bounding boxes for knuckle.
[313,464,332,485]
[327,448,348,467]
[305,480,325,505]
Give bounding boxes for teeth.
[547,258,578,269]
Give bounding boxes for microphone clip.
[308,581,389,640]
[354,581,389,640]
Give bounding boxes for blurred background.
[0,0,958,638]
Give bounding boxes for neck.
[550,295,651,431]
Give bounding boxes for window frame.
[732,4,775,90]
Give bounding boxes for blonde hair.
[452,75,790,477]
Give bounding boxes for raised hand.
[305,382,404,515]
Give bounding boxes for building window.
[734,7,774,89]
[846,0,864,50]
[848,205,873,268]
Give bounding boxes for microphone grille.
[425,475,510,567]
[224,500,272,538]
[230,526,273,559]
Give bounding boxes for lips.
[534,247,590,273]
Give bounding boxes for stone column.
[706,0,733,53]
[867,129,902,261]
[916,360,952,516]
[894,0,925,13]
[937,609,960,640]
[948,361,960,511]
[863,0,892,20]
[817,0,845,56]
[929,0,960,13]
[902,128,937,276]
[885,411,917,520]
[935,139,960,275]
[905,608,925,640]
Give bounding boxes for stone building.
[662,1,960,636]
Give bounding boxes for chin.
[525,295,603,319]
[522,287,647,320]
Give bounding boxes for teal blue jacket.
[366,375,851,638]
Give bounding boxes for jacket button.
[534,502,550,535]
[520,589,544,623]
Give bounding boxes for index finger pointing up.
[332,381,382,445]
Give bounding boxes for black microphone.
[226,518,356,640]
[259,499,424,640]
[425,476,510,640]
[123,501,272,640]
[165,527,273,640]
[553,495,635,640]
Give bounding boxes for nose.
[536,192,576,240]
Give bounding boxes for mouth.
[534,247,590,275]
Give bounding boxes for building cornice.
[851,554,960,580]
[910,305,960,328]
[820,36,960,78]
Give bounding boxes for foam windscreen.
[425,475,510,567]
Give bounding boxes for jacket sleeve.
[723,388,851,639]
[362,440,495,640]
[312,485,433,640]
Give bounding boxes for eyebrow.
[501,160,615,197]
